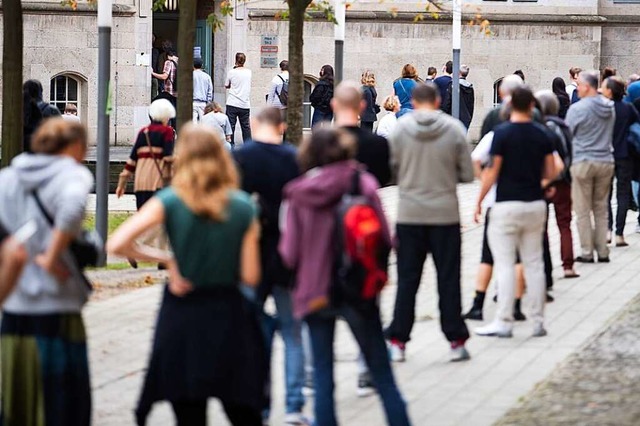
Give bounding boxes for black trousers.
[171,399,262,426]
[361,121,374,132]
[608,158,634,236]
[385,224,469,343]
[226,105,251,146]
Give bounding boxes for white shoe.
[387,340,406,363]
[449,345,471,362]
[532,323,547,337]
[284,413,311,425]
[474,321,513,338]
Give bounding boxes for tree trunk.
[1,0,23,167]
[286,0,312,146]
[176,0,196,130]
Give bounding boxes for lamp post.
[96,0,112,262]
[334,0,346,85]
[451,0,461,120]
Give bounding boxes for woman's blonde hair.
[383,95,399,112]
[361,70,376,87]
[172,124,238,221]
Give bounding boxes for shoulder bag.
[144,128,172,187]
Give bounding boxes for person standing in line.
[535,90,579,279]
[474,86,559,338]
[513,69,526,83]
[109,124,266,426]
[566,67,582,104]
[279,128,411,426]
[310,65,335,126]
[334,82,392,188]
[480,74,525,139]
[232,108,308,426]
[425,66,437,82]
[360,70,379,132]
[443,64,475,130]
[62,104,81,123]
[23,80,61,152]
[434,60,453,106]
[267,60,289,112]
[565,70,616,264]
[384,83,473,363]
[192,57,213,122]
[393,64,419,118]
[225,52,253,146]
[201,102,233,148]
[552,77,571,119]
[601,66,617,81]
[602,76,640,247]
[0,119,95,425]
[376,95,400,139]
[151,44,178,107]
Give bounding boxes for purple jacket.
[279,160,391,319]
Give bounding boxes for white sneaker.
[532,323,548,337]
[449,345,471,362]
[387,340,406,363]
[284,413,311,425]
[474,321,513,338]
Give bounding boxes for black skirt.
[135,285,267,424]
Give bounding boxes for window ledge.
[0,2,136,16]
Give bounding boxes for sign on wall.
[261,35,279,68]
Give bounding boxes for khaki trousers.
[570,161,615,260]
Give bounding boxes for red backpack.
[334,171,391,306]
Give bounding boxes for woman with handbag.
[360,70,380,132]
[0,119,95,425]
[108,124,266,425]
[393,64,419,118]
[116,99,175,268]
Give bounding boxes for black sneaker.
[598,257,610,263]
[357,372,376,398]
[575,256,595,263]
[546,292,555,303]
[464,307,483,321]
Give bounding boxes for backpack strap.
[31,190,55,226]
[350,170,361,196]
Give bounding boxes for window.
[50,75,80,116]
[493,78,503,107]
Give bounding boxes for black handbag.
[31,191,103,271]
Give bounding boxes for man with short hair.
[567,67,583,104]
[225,52,253,146]
[384,82,473,362]
[426,66,437,82]
[566,70,616,263]
[62,104,80,123]
[480,74,525,139]
[267,60,289,111]
[443,64,475,129]
[192,57,213,122]
[152,45,178,101]
[332,82,391,187]
[474,86,558,338]
[434,60,453,107]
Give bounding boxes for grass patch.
[84,212,133,236]
[87,261,156,271]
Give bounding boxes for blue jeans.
[312,110,334,126]
[306,305,411,426]
[263,286,306,415]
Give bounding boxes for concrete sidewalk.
[85,182,640,425]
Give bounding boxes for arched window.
[50,75,80,117]
[493,78,503,107]
[303,75,319,130]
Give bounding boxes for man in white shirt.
[225,52,252,147]
[566,67,582,104]
[266,60,289,111]
[192,57,213,122]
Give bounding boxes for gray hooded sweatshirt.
[389,109,474,225]
[565,95,616,164]
[0,153,94,314]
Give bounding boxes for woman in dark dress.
[108,124,266,426]
[360,70,379,132]
[552,77,571,119]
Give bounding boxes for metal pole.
[452,0,461,120]
[96,0,112,264]
[334,0,345,85]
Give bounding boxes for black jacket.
[361,86,378,123]
[443,79,475,129]
[310,79,334,113]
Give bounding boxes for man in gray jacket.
[384,82,474,363]
[565,70,615,263]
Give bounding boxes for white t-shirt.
[267,72,288,109]
[566,82,577,100]
[225,67,252,109]
[471,131,497,208]
[376,113,398,139]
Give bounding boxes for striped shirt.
[123,123,175,192]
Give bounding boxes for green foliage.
[84,212,132,236]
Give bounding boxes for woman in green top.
[108,124,266,426]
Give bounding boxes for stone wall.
[242,18,602,139]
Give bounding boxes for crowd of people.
[2,58,640,426]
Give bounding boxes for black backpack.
[276,75,289,106]
[546,117,573,183]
